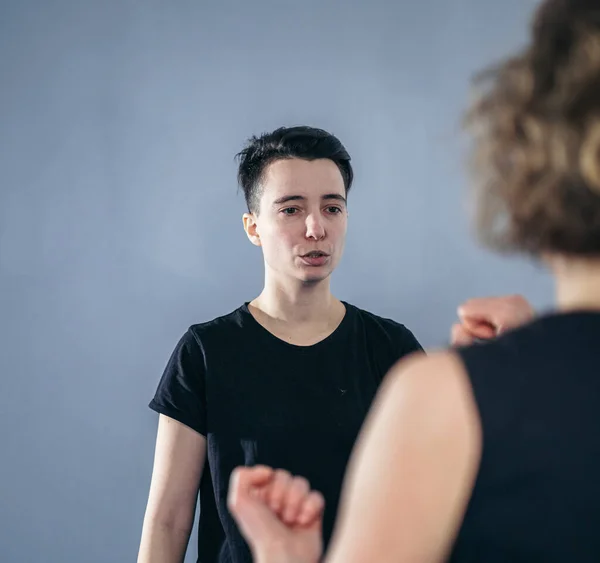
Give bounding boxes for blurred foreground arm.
[323,352,483,563]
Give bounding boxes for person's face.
[243,157,348,284]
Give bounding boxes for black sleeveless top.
[451,311,600,562]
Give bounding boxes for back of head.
[236,126,353,214]
[465,0,600,257]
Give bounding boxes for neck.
[251,273,339,326]
[552,255,600,312]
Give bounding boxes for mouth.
[299,251,330,268]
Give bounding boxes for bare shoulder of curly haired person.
[463,0,600,257]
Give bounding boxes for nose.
[305,213,326,240]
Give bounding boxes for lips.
[299,251,330,267]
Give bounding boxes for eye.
[326,206,343,214]
[281,207,299,215]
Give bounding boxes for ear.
[242,213,262,247]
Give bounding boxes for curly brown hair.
[464,0,600,257]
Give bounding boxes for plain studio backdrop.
[0,1,550,561]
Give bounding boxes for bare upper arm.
[324,351,483,563]
[144,414,207,530]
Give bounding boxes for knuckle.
[306,495,323,513]
[274,469,292,481]
[292,476,310,491]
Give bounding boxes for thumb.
[451,324,475,346]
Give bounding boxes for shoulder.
[346,303,423,352]
[157,306,248,383]
[383,349,480,434]
[389,349,465,387]
[349,303,408,330]
[163,305,248,362]
[186,304,248,341]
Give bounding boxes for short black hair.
[235,125,354,213]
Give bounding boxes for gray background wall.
[0,1,551,561]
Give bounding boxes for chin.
[298,271,331,284]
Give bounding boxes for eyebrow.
[272,193,347,206]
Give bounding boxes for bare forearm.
[137,520,192,563]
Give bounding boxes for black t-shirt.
[149,301,422,563]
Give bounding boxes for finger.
[227,467,289,550]
[458,295,534,331]
[458,297,508,329]
[296,491,325,527]
[254,486,269,503]
[450,324,475,346]
[281,476,310,525]
[228,466,273,510]
[265,469,293,515]
[458,297,498,320]
[461,318,497,338]
[245,465,276,485]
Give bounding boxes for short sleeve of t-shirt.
[148,328,207,437]
[398,325,424,357]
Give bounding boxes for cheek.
[272,222,301,244]
[261,225,297,254]
[331,222,348,247]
